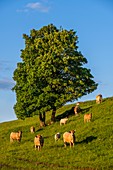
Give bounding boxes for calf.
[34,134,44,151]
[96,94,102,104]
[54,132,60,141]
[60,118,68,125]
[30,126,35,133]
[74,105,81,116]
[10,131,22,142]
[84,113,92,123]
[63,130,76,147]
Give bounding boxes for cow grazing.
[30,126,35,133]
[63,130,76,147]
[60,118,68,125]
[54,132,61,141]
[10,131,22,142]
[96,94,102,104]
[84,113,92,123]
[34,134,44,151]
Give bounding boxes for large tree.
[12,24,98,123]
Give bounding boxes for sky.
[0,0,113,123]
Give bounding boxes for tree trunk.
[51,107,56,122]
[39,112,46,127]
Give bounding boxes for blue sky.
[0,0,113,123]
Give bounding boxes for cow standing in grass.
[30,126,35,133]
[34,134,44,151]
[84,113,92,123]
[10,131,22,142]
[60,118,68,125]
[54,132,61,142]
[96,94,102,104]
[74,102,81,116]
[63,130,76,147]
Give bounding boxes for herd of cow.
[10,94,102,150]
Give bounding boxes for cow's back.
[63,132,70,142]
[63,132,75,143]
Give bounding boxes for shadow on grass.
[55,107,75,121]
[80,106,92,114]
[35,128,43,132]
[55,105,92,122]
[77,136,97,144]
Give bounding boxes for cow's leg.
[64,142,67,147]
[70,142,73,148]
[38,146,40,151]
[10,138,13,143]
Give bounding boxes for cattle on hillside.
[10,131,22,142]
[63,130,76,147]
[60,118,68,125]
[96,94,102,104]
[30,126,35,133]
[54,132,61,141]
[34,134,44,151]
[84,113,92,123]
[74,104,81,116]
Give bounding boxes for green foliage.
[12,24,97,119]
[0,97,113,169]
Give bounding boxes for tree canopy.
[12,24,98,120]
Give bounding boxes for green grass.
[0,97,113,170]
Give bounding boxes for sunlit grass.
[0,96,113,170]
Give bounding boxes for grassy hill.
[0,96,113,170]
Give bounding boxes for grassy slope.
[0,97,113,170]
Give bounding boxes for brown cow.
[74,105,81,116]
[63,130,76,147]
[84,113,92,123]
[34,134,44,151]
[96,94,102,104]
[10,131,22,142]
[30,126,35,133]
[60,118,68,125]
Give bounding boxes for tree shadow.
[35,128,43,132]
[77,136,97,144]
[55,106,75,122]
[55,105,92,122]
[80,106,92,114]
